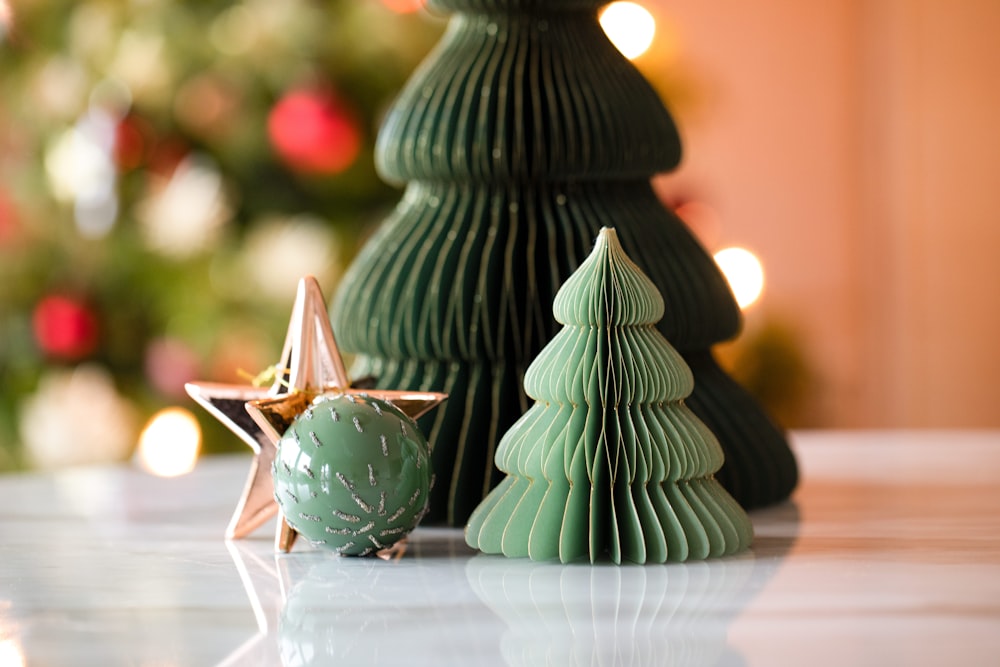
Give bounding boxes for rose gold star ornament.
[187,276,446,551]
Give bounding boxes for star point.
[184,380,276,539]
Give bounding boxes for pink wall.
[650,0,1000,427]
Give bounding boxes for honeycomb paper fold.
[465,228,753,563]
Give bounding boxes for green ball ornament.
[272,393,432,555]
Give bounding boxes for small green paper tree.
[465,228,753,563]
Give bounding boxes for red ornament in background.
[267,89,361,175]
[32,295,100,360]
[114,113,191,178]
[146,136,190,178]
[115,114,152,171]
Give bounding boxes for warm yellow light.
[599,2,656,60]
[714,247,765,310]
[0,638,24,667]
[137,407,201,477]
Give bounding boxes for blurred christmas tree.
[0,0,443,471]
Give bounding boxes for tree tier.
[466,473,752,563]
[495,399,723,484]
[376,11,681,183]
[683,350,799,509]
[468,407,751,564]
[332,180,740,362]
[524,326,694,404]
[552,222,664,327]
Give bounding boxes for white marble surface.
[1,430,999,666]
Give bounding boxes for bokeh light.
[19,365,137,469]
[599,1,656,60]
[44,106,120,238]
[714,246,765,309]
[137,407,201,477]
[136,154,232,258]
[240,214,340,303]
[0,638,24,667]
[209,4,258,56]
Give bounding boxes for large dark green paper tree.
[332,0,798,525]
